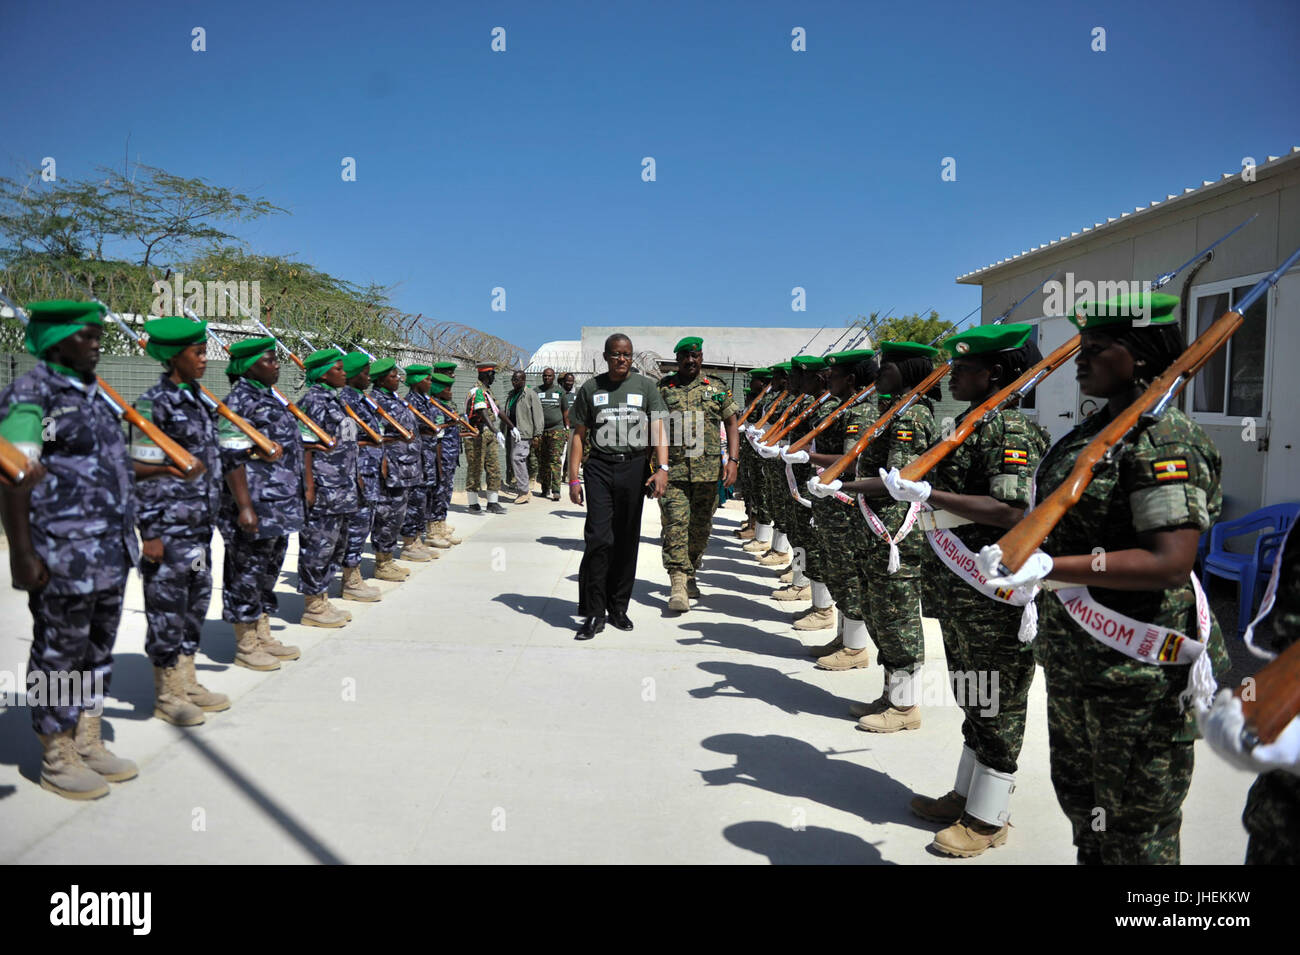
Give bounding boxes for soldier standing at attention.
[132,317,227,728]
[219,337,304,669]
[341,353,402,586]
[505,369,543,505]
[0,301,139,799]
[881,324,1049,857]
[569,333,669,639]
[535,366,571,501]
[296,348,360,626]
[981,292,1229,865]
[734,367,771,540]
[658,337,739,611]
[404,364,453,549]
[427,371,462,545]
[369,358,433,563]
[464,361,510,514]
[741,363,788,557]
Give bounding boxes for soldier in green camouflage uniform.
[885,325,1050,857]
[744,363,796,559]
[735,368,772,538]
[740,366,784,554]
[659,337,739,611]
[982,293,1229,866]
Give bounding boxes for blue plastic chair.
[1202,502,1300,637]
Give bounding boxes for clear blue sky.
[5,0,1298,354]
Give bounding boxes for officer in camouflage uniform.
[132,317,228,729]
[427,370,462,545]
[750,361,803,566]
[297,348,361,627]
[981,292,1229,865]
[219,337,305,671]
[535,366,571,501]
[882,324,1050,857]
[369,358,432,563]
[342,353,404,584]
[740,365,787,555]
[0,301,140,799]
[812,341,938,732]
[734,367,772,539]
[658,336,739,611]
[464,361,510,514]
[404,364,452,549]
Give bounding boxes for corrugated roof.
[955,147,1300,284]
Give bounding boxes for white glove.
[1199,689,1300,777]
[757,442,783,460]
[495,431,507,449]
[880,466,931,504]
[807,476,841,498]
[510,427,521,442]
[979,544,1053,589]
[781,448,809,465]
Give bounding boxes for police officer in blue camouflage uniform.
[132,317,228,729]
[219,337,305,670]
[404,364,452,550]
[0,300,140,799]
[368,358,431,564]
[297,347,361,626]
[427,370,462,545]
[341,353,401,586]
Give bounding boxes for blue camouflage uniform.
[132,374,223,668]
[297,383,360,595]
[218,377,304,624]
[370,385,422,553]
[404,387,440,536]
[342,386,383,567]
[430,393,461,523]
[0,362,139,733]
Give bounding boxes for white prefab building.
[956,148,1300,521]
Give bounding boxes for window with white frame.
[1190,274,1270,420]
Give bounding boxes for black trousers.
[578,454,648,618]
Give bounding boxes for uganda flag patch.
[845,424,860,435]
[1003,448,1029,467]
[894,428,914,442]
[1153,457,1190,482]
[1157,633,1184,662]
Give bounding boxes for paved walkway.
[0,496,1253,864]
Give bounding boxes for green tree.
[866,310,953,346]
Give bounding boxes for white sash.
[785,460,811,508]
[1241,524,1292,662]
[925,522,1042,641]
[857,497,922,573]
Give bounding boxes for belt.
[589,449,643,462]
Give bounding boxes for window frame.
[1187,271,1272,427]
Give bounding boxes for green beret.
[791,355,826,371]
[429,372,454,389]
[432,361,458,373]
[342,352,371,378]
[944,323,1033,357]
[772,361,793,372]
[369,357,396,380]
[404,363,432,385]
[880,341,939,360]
[225,336,277,376]
[826,348,876,367]
[303,347,345,383]
[22,299,106,357]
[748,367,772,378]
[673,336,703,354]
[144,315,207,364]
[1070,291,1180,331]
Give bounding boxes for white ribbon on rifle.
[857,497,922,573]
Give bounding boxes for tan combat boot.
[778,568,795,584]
[179,654,231,712]
[38,729,110,800]
[911,790,967,824]
[341,565,382,602]
[686,575,701,599]
[301,593,348,629]
[401,536,435,561]
[857,706,921,733]
[373,552,409,582]
[424,521,452,549]
[74,713,138,782]
[259,613,304,656]
[772,584,811,602]
[758,549,791,567]
[793,606,835,631]
[735,523,756,540]
[741,539,769,554]
[436,521,462,545]
[816,645,870,669]
[668,571,690,612]
[152,665,206,726]
[932,817,1009,857]
[234,621,280,671]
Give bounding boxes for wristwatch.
[657,464,670,473]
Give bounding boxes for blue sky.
[5,0,1298,354]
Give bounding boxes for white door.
[1263,274,1300,506]
[1027,315,1081,444]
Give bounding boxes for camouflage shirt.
[0,362,139,593]
[466,382,501,433]
[432,394,462,456]
[341,386,383,498]
[372,386,423,488]
[218,377,305,539]
[132,374,222,540]
[856,395,936,530]
[658,372,738,482]
[406,389,442,483]
[299,383,359,515]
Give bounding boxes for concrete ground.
[0,494,1255,864]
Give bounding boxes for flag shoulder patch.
[1152,457,1190,482]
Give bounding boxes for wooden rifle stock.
[817,363,951,485]
[101,378,203,478]
[343,403,384,444]
[749,390,791,433]
[427,395,479,436]
[368,393,415,441]
[738,382,773,426]
[1239,641,1300,745]
[404,398,443,434]
[787,384,877,455]
[900,335,1081,481]
[0,434,37,486]
[764,390,831,445]
[762,394,808,440]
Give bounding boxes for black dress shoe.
[607,609,633,631]
[575,616,605,641]
[486,502,508,515]
[467,504,482,513]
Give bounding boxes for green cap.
[404,363,432,385]
[22,299,106,357]
[144,315,207,364]
[225,336,276,376]
[880,341,938,360]
[772,361,793,372]
[1069,291,1180,330]
[369,357,396,380]
[432,361,458,374]
[944,323,1033,357]
[826,348,876,367]
[791,355,826,371]
[673,335,703,353]
[429,372,454,389]
[748,367,772,378]
[303,347,345,383]
[342,352,371,378]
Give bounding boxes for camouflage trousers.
[26,587,123,733]
[537,427,569,493]
[813,498,862,619]
[464,429,502,493]
[853,514,925,676]
[429,439,459,522]
[372,483,412,553]
[782,463,822,580]
[660,480,718,573]
[344,505,374,568]
[1243,771,1300,865]
[221,532,289,624]
[299,508,352,595]
[402,483,430,538]
[141,532,213,668]
[938,578,1037,774]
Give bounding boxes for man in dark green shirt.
[534,367,571,501]
[568,334,669,639]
